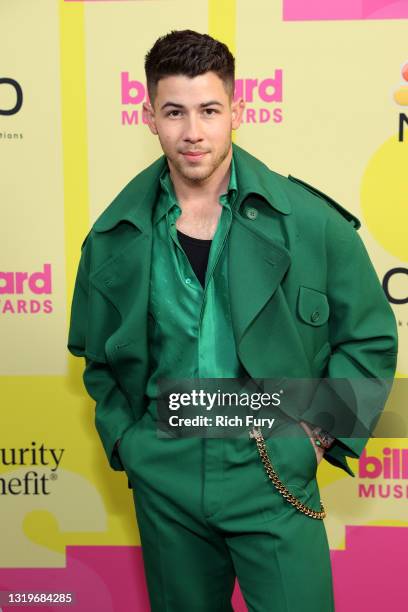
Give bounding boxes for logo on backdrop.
[234,75,283,124]
[382,268,408,306]
[0,442,64,496]
[121,72,284,126]
[393,61,408,142]
[357,447,408,500]
[0,78,23,116]
[0,77,24,142]
[0,264,53,314]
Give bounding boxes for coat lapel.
[228,206,291,346]
[89,229,151,325]
[88,154,167,314]
[85,156,167,365]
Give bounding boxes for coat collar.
[93,154,167,234]
[93,143,291,234]
[232,143,291,215]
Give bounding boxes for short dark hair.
[144,29,235,104]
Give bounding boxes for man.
[67,30,398,611]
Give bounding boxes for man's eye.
[167,110,182,117]
[203,109,218,116]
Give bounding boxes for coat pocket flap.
[297,286,329,326]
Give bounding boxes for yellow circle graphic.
[361,135,408,262]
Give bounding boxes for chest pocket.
[297,286,329,326]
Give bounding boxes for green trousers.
[119,408,335,612]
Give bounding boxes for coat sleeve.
[67,231,136,474]
[300,213,398,477]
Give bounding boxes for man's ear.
[143,101,158,135]
[231,97,245,130]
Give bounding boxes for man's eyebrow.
[160,100,224,111]
[199,101,224,108]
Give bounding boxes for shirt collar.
[153,151,239,226]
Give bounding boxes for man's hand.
[299,420,325,466]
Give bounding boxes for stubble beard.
[167,140,232,185]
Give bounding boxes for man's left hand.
[299,420,325,466]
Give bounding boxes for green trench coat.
[67,143,398,483]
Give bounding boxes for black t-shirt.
[177,229,212,288]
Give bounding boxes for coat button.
[245,207,258,220]
[311,310,320,322]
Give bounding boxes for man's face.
[143,71,245,184]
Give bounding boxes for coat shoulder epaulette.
[288,174,361,229]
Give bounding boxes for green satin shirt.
[145,152,247,412]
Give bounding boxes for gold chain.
[249,427,326,520]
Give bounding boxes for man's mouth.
[181,151,208,160]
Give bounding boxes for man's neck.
[168,146,232,208]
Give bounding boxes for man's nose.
[183,115,203,142]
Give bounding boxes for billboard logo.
[234,74,283,124]
[0,264,53,314]
[358,448,408,499]
[359,448,408,479]
[121,71,284,126]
